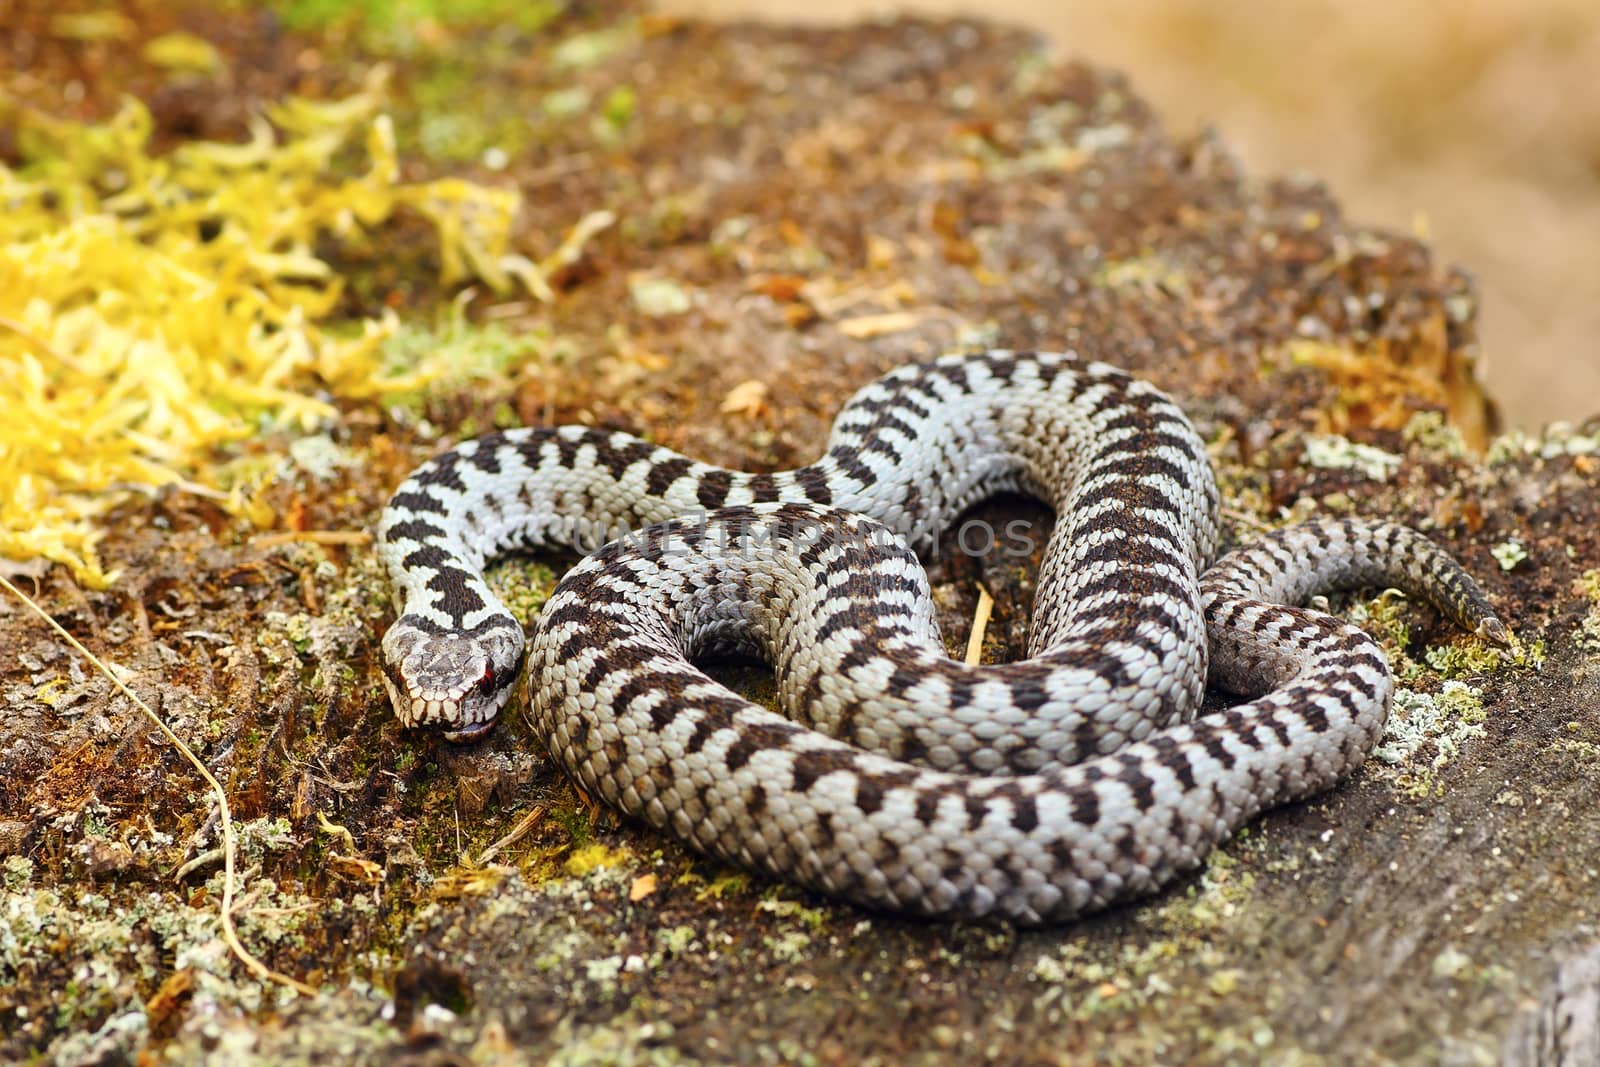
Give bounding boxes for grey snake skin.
[377,350,1506,923]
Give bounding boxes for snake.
[376,350,1506,923]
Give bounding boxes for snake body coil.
[378,351,1504,922]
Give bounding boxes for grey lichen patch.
[2,812,377,1064]
[1091,254,1192,301]
[1556,720,1600,764]
[1491,539,1529,572]
[393,866,733,1060]
[1022,914,1272,1063]
[288,434,358,482]
[1486,422,1600,465]
[1373,681,1487,775]
[256,548,391,709]
[544,1013,687,1067]
[628,275,694,318]
[1015,840,1287,1063]
[1301,433,1402,482]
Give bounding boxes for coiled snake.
[377,351,1505,923]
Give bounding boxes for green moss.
[407,54,537,164]
[1576,570,1600,651]
[1401,410,1469,459]
[756,897,830,932]
[1424,635,1545,676]
[378,303,567,416]
[265,0,565,35]
[687,869,751,901]
[596,85,639,145]
[564,843,631,877]
[1091,253,1192,300]
[550,24,636,69]
[484,555,560,626]
[1349,589,1413,657]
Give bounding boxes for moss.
[686,869,751,902]
[0,70,545,585]
[266,0,565,36]
[755,897,830,932]
[564,843,632,877]
[379,303,570,419]
[1401,410,1470,459]
[484,555,561,627]
[404,42,545,164]
[1575,570,1600,651]
[1424,634,1545,676]
[1349,589,1413,659]
[1091,254,1192,300]
[1486,423,1600,465]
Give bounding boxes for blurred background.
[664,0,1600,431]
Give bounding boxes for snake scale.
[377,350,1506,923]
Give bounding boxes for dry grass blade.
[250,530,373,549]
[964,584,994,667]
[475,805,547,866]
[0,573,318,998]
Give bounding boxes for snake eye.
[476,665,495,691]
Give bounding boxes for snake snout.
[381,616,524,738]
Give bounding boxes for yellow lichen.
[0,67,551,585]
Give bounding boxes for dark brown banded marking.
[384,518,448,544]
[792,466,833,504]
[745,782,768,817]
[611,672,665,722]
[1068,786,1101,830]
[1010,793,1039,833]
[747,472,782,503]
[598,438,660,481]
[464,442,505,476]
[825,449,877,488]
[550,432,582,469]
[1070,569,1195,617]
[858,436,905,464]
[414,460,468,493]
[963,791,990,831]
[790,748,866,794]
[696,469,735,509]
[385,490,450,518]
[683,715,719,755]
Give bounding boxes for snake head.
[379,615,525,742]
